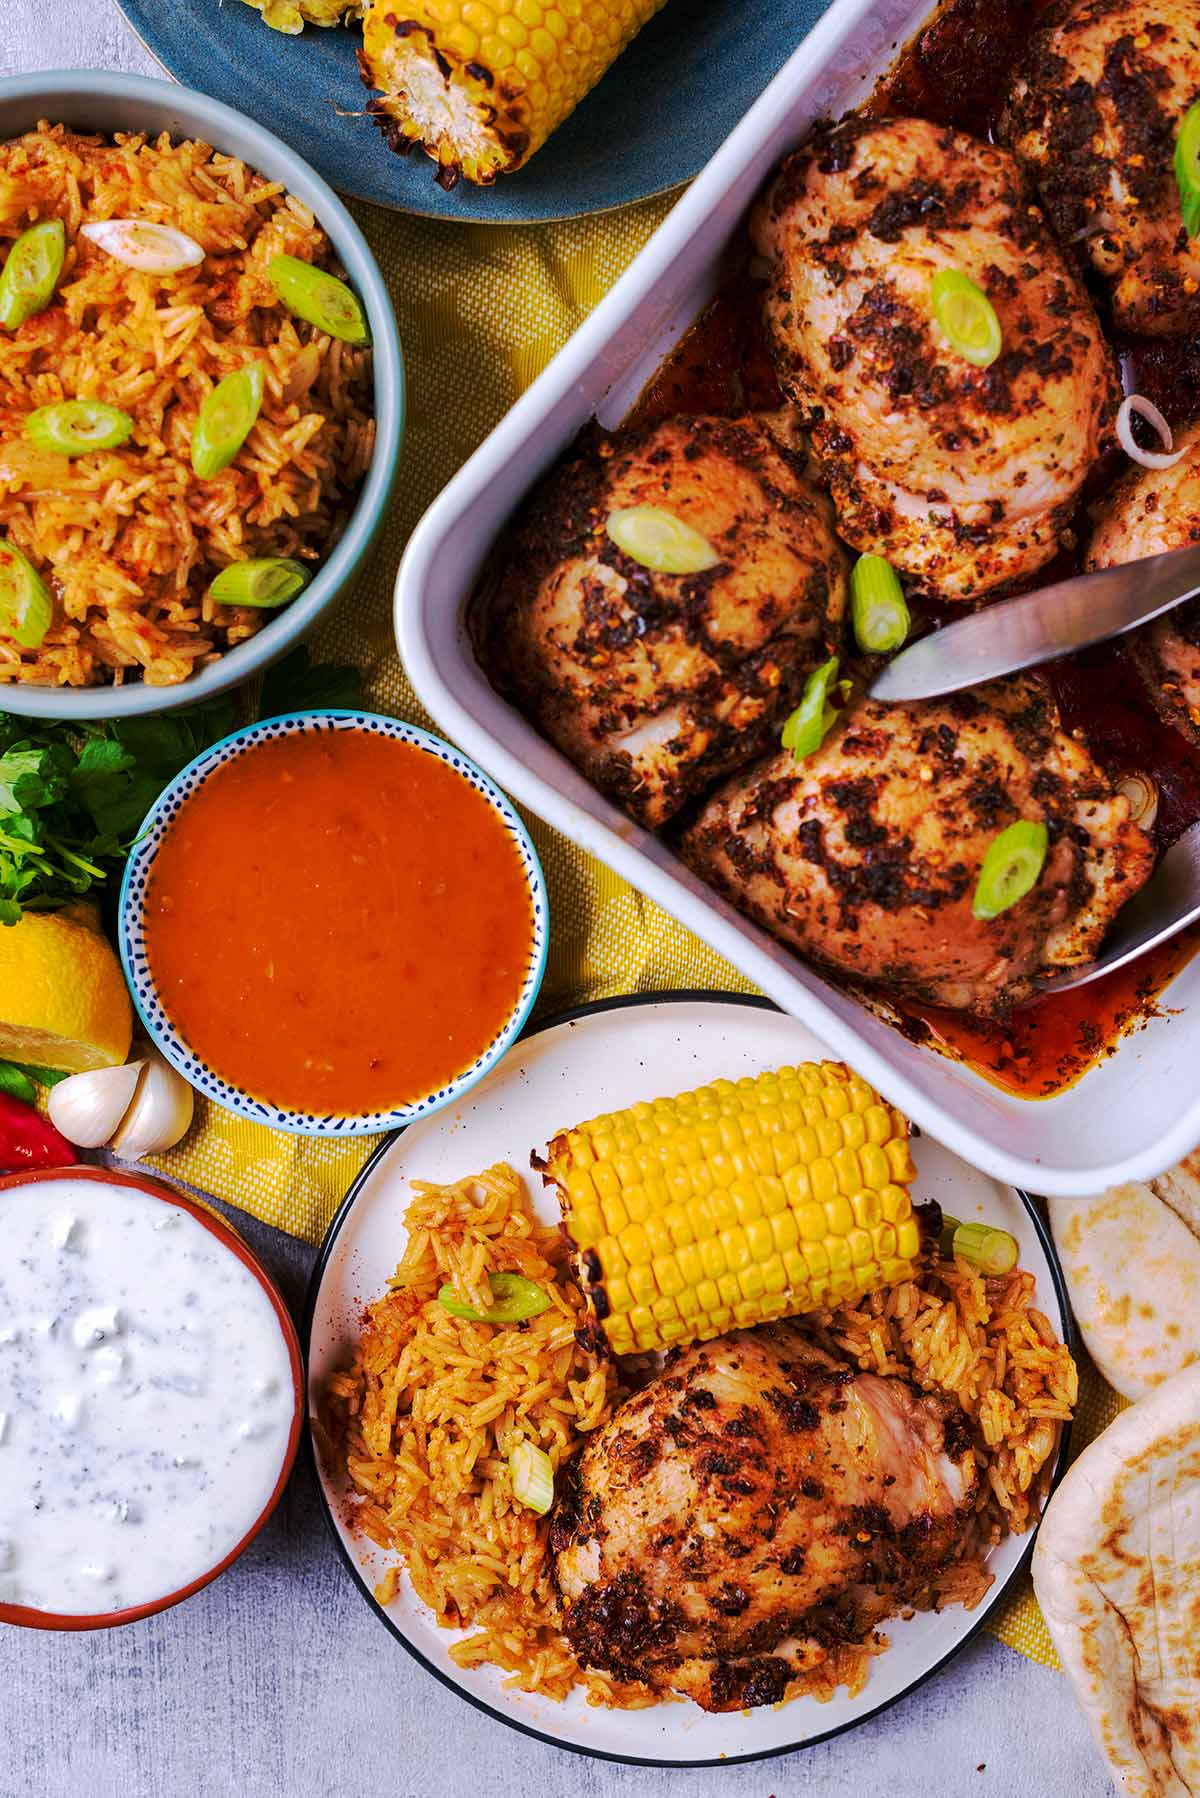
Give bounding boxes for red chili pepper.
[0,1091,75,1174]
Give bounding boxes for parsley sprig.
[0,648,362,926]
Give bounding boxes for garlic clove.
[48,1062,145,1149]
[109,1049,194,1162]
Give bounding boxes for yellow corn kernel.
[551,1062,923,1355]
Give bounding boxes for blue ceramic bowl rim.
[0,69,405,721]
[118,710,549,1136]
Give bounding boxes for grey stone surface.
[1,10,1113,1792]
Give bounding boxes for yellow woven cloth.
[146,190,1119,1670]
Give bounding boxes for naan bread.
[1152,1154,1200,1240]
[1032,1364,1200,1797]
[1050,1185,1200,1400]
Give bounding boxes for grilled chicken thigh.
[552,1326,977,1710]
[1087,422,1200,734]
[473,413,847,827]
[750,116,1118,601]
[681,678,1154,1013]
[1001,0,1200,336]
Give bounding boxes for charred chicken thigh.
[681,678,1154,1014]
[1001,0,1200,336]
[750,116,1118,601]
[474,413,847,828]
[552,1325,977,1710]
[1087,421,1200,735]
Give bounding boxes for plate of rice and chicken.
[307,994,1076,1766]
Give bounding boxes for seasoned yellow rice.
[324,1166,1075,1708]
[0,120,374,688]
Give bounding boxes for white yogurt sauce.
[0,1177,295,1616]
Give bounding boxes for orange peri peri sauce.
[143,728,535,1115]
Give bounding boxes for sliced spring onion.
[938,1214,1019,1276]
[509,1440,555,1515]
[1175,99,1200,238]
[436,1272,551,1325]
[0,220,66,331]
[206,558,310,609]
[972,819,1048,921]
[781,655,845,761]
[79,219,205,274]
[1116,394,1185,470]
[1117,770,1158,833]
[192,363,266,480]
[25,399,133,458]
[930,268,1002,369]
[268,254,370,344]
[605,505,721,575]
[850,554,910,654]
[0,536,53,648]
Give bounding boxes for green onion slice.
[192,364,266,479]
[206,558,310,609]
[509,1440,555,1515]
[268,254,370,344]
[25,399,134,458]
[782,655,845,761]
[938,1214,1019,1276]
[0,536,53,648]
[605,505,721,575]
[0,220,66,331]
[972,819,1048,920]
[930,268,1003,368]
[79,219,204,274]
[1176,100,1200,238]
[851,554,910,654]
[437,1272,551,1325]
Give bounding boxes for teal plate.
[115,0,829,222]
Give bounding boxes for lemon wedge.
[0,905,133,1072]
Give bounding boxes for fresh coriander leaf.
[260,646,363,717]
[0,746,59,813]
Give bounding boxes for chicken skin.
[680,678,1154,1014]
[1001,0,1200,336]
[473,413,847,828]
[552,1326,978,1710]
[1087,422,1200,735]
[750,116,1118,601]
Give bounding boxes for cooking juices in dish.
[0,1175,296,1618]
[473,0,1200,1099]
[142,727,535,1115]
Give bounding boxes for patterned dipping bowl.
[118,710,548,1136]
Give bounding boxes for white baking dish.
[395,0,1197,1197]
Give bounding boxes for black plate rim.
[302,988,1075,1770]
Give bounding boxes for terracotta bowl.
[0,1163,303,1631]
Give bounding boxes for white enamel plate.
[306,994,1072,1767]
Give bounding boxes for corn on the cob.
[241,0,362,34]
[548,1062,922,1356]
[359,0,669,189]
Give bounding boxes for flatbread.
[1032,1363,1200,1797]
[1050,1186,1200,1400]
[1152,1154,1200,1240]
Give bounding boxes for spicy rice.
[324,1165,1075,1708]
[0,120,375,688]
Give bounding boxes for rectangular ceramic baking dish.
[395,0,1199,1198]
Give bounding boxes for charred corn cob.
[242,0,363,32]
[548,1063,921,1356]
[359,0,669,189]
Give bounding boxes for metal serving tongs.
[869,544,1200,994]
[870,542,1200,703]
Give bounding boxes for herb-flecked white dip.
[0,1177,295,1616]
